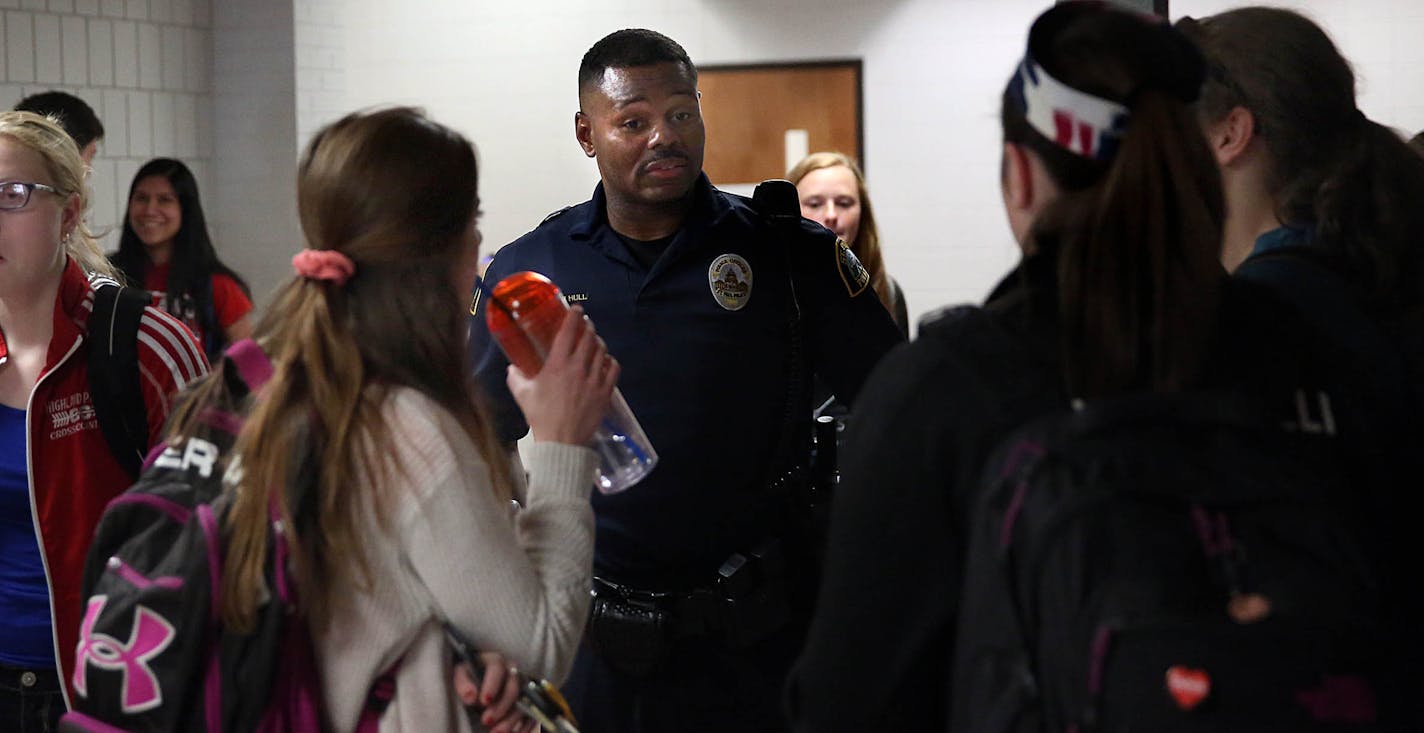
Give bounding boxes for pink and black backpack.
[60,339,392,732]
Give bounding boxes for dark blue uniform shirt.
[469,175,902,588]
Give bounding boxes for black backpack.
[949,391,1416,732]
[87,280,153,479]
[60,339,338,733]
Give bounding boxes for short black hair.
[14,91,104,149]
[578,29,696,93]
[1410,130,1424,156]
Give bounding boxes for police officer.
[468,29,902,732]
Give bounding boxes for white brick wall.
[210,0,299,307]
[0,0,213,257]
[125,90,150,157]
[62,16,88,84]
[7,13,37,82]
[87,18,112,84]
[293,0,345,153]
[136,22,160,88]
[34,15,61,84]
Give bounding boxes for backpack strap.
[355,660,401,733]
[751,179,810,482]
[224,338,274,392]
[88,282,153,479]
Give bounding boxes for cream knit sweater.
[313,388,597,732]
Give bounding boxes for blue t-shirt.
[0,403,55,668]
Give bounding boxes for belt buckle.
[593,576,667,611]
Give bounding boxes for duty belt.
[591,537,793,641]
[590,576,727,639]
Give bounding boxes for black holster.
[586,539,795,677]
[586,590,670,677]
[715,539,793,648]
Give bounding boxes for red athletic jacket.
[2,259,208,704]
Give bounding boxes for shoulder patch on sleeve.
[541,206,573,225]
[835,238,871,298]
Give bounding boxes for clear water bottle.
[484,271,657,494]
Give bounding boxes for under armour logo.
[73,595,176,713]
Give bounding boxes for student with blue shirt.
[0,111,205,732]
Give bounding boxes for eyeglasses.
[0,180,62,210]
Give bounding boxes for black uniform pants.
[562,623,803,733]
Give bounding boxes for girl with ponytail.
[1179,7,1424,308]
[165,107,617,732]
[788,4,1321,729]
[1181,7,1424,685]
[1178,8,1424,419]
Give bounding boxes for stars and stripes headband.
[1008,53,1130,162]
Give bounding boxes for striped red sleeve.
[135,304,210,446]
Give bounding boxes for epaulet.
[541,206,573,225]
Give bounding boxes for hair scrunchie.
[292,249,356,286]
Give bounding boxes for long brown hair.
[1180,7,1424,309]
[168,108,513,630]
[786,152,893,311]
[1004,2,1225,398]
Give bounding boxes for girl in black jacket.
[786,3,1336,730]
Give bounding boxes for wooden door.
[698,61,862,186]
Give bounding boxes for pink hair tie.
[292,249,356,286]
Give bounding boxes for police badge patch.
[835,238,870,297]
[708,254,753,311]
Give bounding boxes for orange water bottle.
[485,271,657,494]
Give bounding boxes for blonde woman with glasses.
[0,110,205,730]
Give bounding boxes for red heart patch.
[1166,666,1212,711]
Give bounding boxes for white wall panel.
[136,21,160,88]
[111,18,136,86]
[87,17,112,85]
[325,0,1424,332]
[61,15,87,84]
[6,12,35,82]
[0,0,1400,324]
[32,13,62,83]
